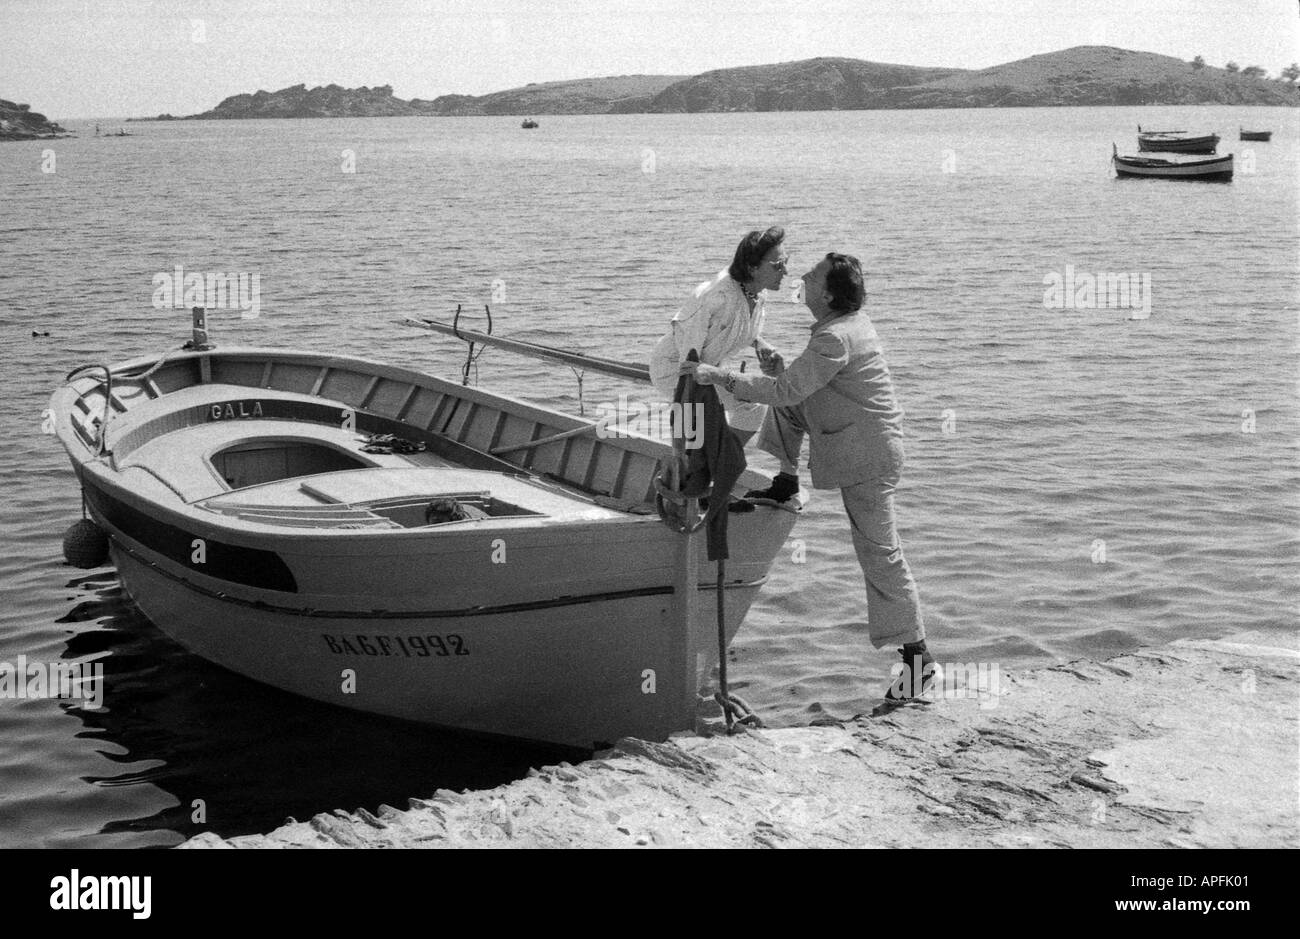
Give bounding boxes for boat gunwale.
[70,345,674,461]
[52,345,787,549]
[53,344,774,483]
[1136,131,1218,140]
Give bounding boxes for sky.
[2,0,1298,118]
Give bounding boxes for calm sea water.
[1,107,1296,847]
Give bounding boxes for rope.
[713,555,762,733]
[63,363,113,456]
[118,349,177,382]
[568,366,586,415]
[68,347,180,388]
[453,304,492,386]
[652,350,762,733]
[67,346,186,456]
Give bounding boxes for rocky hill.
[182,83,429,119]
[646,57,966,111]
[156,76,686,120]
[880,45,1300,108]
[425,74,687,115]
[646,46,1298,110]
[0,99,70,140]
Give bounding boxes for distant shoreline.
[120,45,1297,122]
[104,102,1298,124]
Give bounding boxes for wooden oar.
[399,317,651,383]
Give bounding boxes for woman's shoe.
[744,471,799,504]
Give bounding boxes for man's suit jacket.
[728,310,904,490]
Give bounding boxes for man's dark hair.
[728,226,786,284]
[824,252,865,313]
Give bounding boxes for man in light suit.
[683,253,936,700]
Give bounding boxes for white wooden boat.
[1112,144,1233,181]
[49,327,797,748]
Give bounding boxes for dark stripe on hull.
[85,484,299,592]
[1137,145,1218,154]
[109,537,764,619]
[1114,169,1233,182]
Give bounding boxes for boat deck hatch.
[211,440,369,490]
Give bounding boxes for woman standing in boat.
[649,226,788,443]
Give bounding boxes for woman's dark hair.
[823,252,865,313]
[728,226,786,284]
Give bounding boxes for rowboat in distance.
[49,316,798,749]
[1136,125,1220,154]
[1239,128,1272,141]
[1112,143,1233,182]
[521,118,539,129]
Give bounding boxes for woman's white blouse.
[649,270,765,397]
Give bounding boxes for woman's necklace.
[739,282,759,303]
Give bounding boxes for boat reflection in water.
[51,572,567,846]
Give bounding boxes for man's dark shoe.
[884,640,940,701]
[744,471,799,504]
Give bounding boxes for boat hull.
[1137,133,1219,154]
[1113,154,1233,181]
[1239,131,1272,142]
[109,538,760,749]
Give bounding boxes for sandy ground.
[183,631,1299,848]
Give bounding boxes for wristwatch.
[721,370,737,394]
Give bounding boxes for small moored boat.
[1112,143,1233,181]
[1137,125,1220,154]
[49,315,797,748]
[521,118,539,129]
[1239,128,1272,141]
